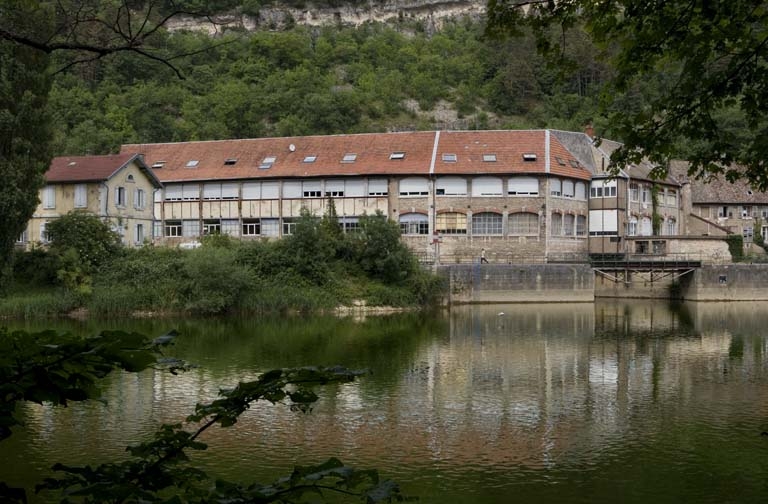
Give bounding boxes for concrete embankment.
[438,264,768,303]
[436,264,595,304]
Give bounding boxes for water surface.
[3,301,768,503]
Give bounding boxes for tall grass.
[0,290,80,319]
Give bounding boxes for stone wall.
[438,264,595,303]
[683,264,768,301]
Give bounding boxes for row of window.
[627,216,678,236]
[161,177,588,201]
[41,185,146,211]
[628,183,678,206]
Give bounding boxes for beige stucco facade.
[21,157,158,249]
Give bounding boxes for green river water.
[2,300,768,503]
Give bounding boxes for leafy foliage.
[0,328,404,504]
[487,0,768,187]
[0,1,53,281]
[46,211,123,271]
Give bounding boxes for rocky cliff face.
[166,0,487,34]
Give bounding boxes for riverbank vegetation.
[3,207,444,319]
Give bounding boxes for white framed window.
[390,152,406,160]
[40,221,49,242]
[262,182,279,199]
[640,216,652,236]
[182,184,200,201]
[340,217,359,233]
[74,184,87,208]
[134,188,146,209]
[302,180,322,198]
[435,212,467,234]
[550,179,562,197]
[165,220,182,237]
[203,183,223,200]
[202,220,221,235]
[472,212,503,235]
[399,213,429,235]
[262,218,279,236]
[641,185,652,204]
[164,184,182,201]
[630,183,639,202]
[562,180,575,198]
[442,153,457,162]
[341,153,357,163]
[509,212,539,235]
[590,180,617,198]
[436,177,467,196]
[589,210,619,236]
[471,177,503,197]
[368,179,388,196]
[303,155,317,163]
[345,179,365,197]
[399,177,429,196]
[483,154,497,162]
[115,186,126,207]
[260,156,276,169]
[508,177,538,196]
[221,183,238,200]
[16,229,27,244]
[242,219,261,236]
[282,218,298,235]
[325,180,345,197]
[43,186,55,209]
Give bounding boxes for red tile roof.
[45,153,161,187]
[121,130,594,183]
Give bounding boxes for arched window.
[509,212,539,235]
[471,212,502,235]
[551,212,563,236]
[628,216,638,236]
[399,213,429,235]
[665,217,677,235]
[576,215,587,236]
[436,212,467,234]
[640,216,652,236]
[563,214,575,236]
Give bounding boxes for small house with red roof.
[20,153,162,249]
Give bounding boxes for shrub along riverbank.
[2,208,444,319]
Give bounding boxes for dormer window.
[260,156,276,169]
[555,156,566,166]
[186,160,199,168]
[569,160,579,168]
[483,154,497,162]
[442,153,457,162]
[522,153,537,162]
[224,158,238,166]
[390,152,406,160]
[342,153,357,163]
[303,155,317,163]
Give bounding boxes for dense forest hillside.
[48,3,610,156]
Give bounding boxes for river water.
[3,300,768,503]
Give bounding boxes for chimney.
[584,123,594,138]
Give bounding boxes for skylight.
[342,153,357,163]
[555,156,566,166]
[151,161,166,169]
[522,154,537,162]
[390,152,406,160]
[303,155,317,163]
[186,160,199,168]
[224,158,238,166]
[569,160,579,168]
[442,153,457,162]
[260,156,276,169]
[483,154,497,162]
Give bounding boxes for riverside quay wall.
[438,264,596,304]
[438,264,768,303]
